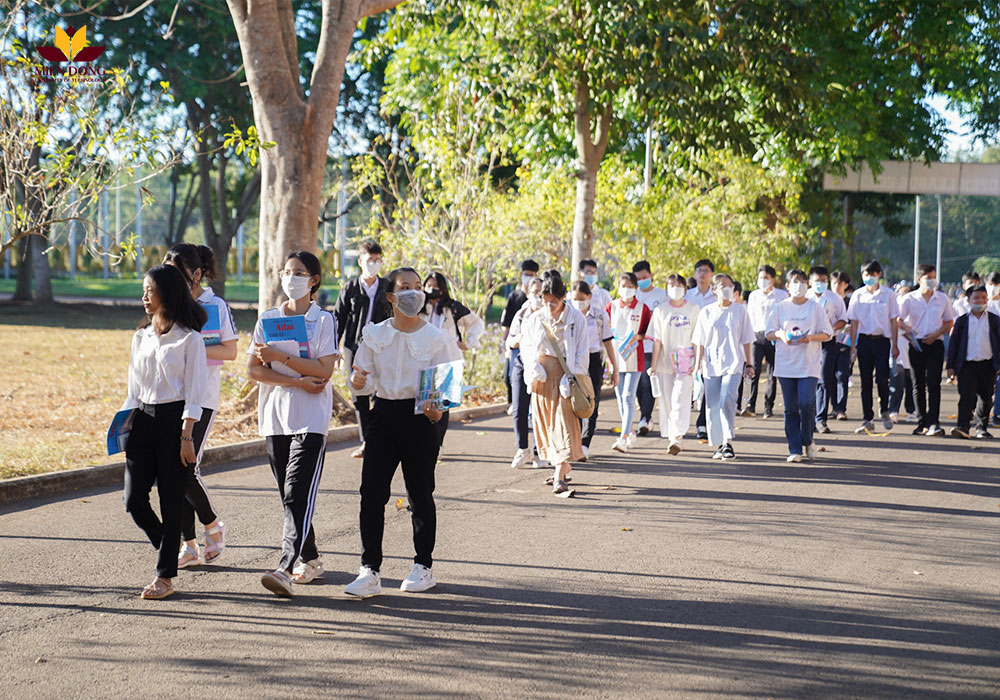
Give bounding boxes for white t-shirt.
[636,286,667,353]
[650,301,700,373]
[767,299,834,379]
[691,302,755,377]
[250,302,340,437]
[747,287,790,333]
[966,311,992,361]
[589,285,613,320]
[353,319,453,400]
[196,287,239,411]
[583,304,613,354]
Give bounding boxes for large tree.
[225,0,403,309]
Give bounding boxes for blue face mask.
[637,278,652,291]
[863,275,878,287]
[812,281,828,295]
[584,273,598,287]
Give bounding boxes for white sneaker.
[291,558,324,583]
[532,457,549,469]
[506,404,515,416]
[261,569,294,598]
[510,448,530,469]
[625,433,636,449]
[344,566,382,598]
[400,563,436,593]
[805,443,818,460]
[612,437,628,453]
[580,445,589,462]
[637,418,650,435]
[786,453,803,463]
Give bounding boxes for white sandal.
[203,522,226,563]
[177,543,203,569]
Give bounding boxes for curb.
[0,400,513,506]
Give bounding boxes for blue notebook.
[107,409,136,456]
[260,315,310,359]
[415,361,465,415]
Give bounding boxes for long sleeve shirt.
[121,323,211,422]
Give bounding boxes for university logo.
[36,25,106,63]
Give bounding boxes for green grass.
[1,276,299,303]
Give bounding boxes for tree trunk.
[32,233,53,303]
[844,193,856,271]
[570,75,612,274]
[572,165,599,273]
[226,0,403,311]
[13,235,31,301]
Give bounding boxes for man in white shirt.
[897,263,955,436]
[745,264,788,419]
[946,286,1000,439]
[952,271,980,316]
[633,260,667,435]
[986,271,1000,426]
[847,259,899,434]
[578,258,612,317]
[808,266,849,433]
[685,258,717,440]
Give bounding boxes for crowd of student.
[116,239,1000,600]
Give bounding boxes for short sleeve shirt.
[767,299,834,378]
[691,302,755,377]
[846,284,899,338]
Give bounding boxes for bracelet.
[181,436,194,442]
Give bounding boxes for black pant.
[266,433,326,571]
[181,408,217,542]
[857,334,891,421]
[889,364,915,415]
[957,361,995,432]
[435,410,450,447]
[636,350,655,423]
[748,333,777,413]
[360,397,439,572]
[908,339,945,427]
[124,401,188,580]
[511,349,530,449]
[834,342,851,413]
[504,356,513,404]
[815,340,839,424]
[581,352,605,447]
[696,392,706,433]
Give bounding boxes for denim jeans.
[704,374,741,447]
[778,377,819,456]
[615,371,641,436]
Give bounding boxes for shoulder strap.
[541,321,573,377]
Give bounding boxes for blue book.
[107,409,136,456]
[260,315,310,359]
[199,304,223,366]
[415,360,465,414]
[615,329,636,359]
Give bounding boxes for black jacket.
[946,311,1000,376]
[332,276,392,354]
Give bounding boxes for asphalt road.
[1,385,997,699]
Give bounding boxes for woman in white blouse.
[766,269,833,462]
[345,267,453,598]
[519,270,589,496]
[420,271,484,448]
[249,252,340,597]
[120,264,210,600]
[691,273,755,461]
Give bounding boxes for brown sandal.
[140,578,174,600]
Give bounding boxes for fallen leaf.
[600,485,616,490]
[913,571,922,575]
[948,414,957,419]
[818,446,827,452]
[35,657,46,664]
[621,527,633,532]
[395,498,405,511]
[312,630,337,635]
[460,419,472,424]
[80,499,90,503]
[476,431,486,436]
[971,445,982,450]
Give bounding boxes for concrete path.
[1,386,997,699]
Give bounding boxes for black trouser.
[581,352,605,447]
[504,356,513,404]
[345,347,373,443]
[435,410,450,447]
[956,361,995,432]
[181,408,217,542]
[833,342,851,414]
[360,397,439,572]
[748,333,777,413]
[511,349,530,449]
[889,364,915,415]
[266,433,326,572]
[857,334,891,421]
[696,392,706,433]
[124,401,188,580]
[636,350,655,423]
[815,340,839,424]
[908,339,945,427]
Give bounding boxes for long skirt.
[531,355,584,465]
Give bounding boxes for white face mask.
[757,277,771,291]
[392,289,425,317]
[789,281,808,299]
[282,275,312,301]
[360,255,382,278]
[667,285,685,301]
[619,286,636,301]
[521,274,536,289]
[718,286,734,301]
[987,284,999,299]
[571,299,589,313]
[528,293,543,310]
[920,277,937,291]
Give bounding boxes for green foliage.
[973,257,1000,276]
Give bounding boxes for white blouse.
[120,323,211,422]
[519,304,590,387]
[196,286,239,411]
[250,302,340,437]
[353,319,454,400]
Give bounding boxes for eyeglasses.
[279,270,311,278]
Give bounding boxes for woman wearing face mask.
[345,268,454,596]
[249,252,340,597]
[570,280,619,460]
[520,270,590,496]
[420,272,485,448]
[766,270,833,462]
[648,274,700,454]
[691,274,755,460]
[508,277,546,469]
[608,272,652,452]
[162,243,238,570]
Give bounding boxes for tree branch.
[360,0,404,18]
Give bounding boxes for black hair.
[711,273,733,288]
[540,269,566,298]
[694,258,715,272]
[915,263,936,279]
[831,269,850,285]
[359,239,382,256]
[163,243,219,286]
[686,276,697,289]
[786,269,807,283]
[860,259,882,276]
[757,264,777,278]
[520,259,540,273]
[966,284,988,299]
[571,280,592,296]
[139,264,207,333]
[632,260,651,274]
[962,270,980,284]
[578,259,597,271]
[987,271,1000,285]
[808,265,829,279]
[742,289,752,302]
[619,272,638,287]
[666,273,685,286]
[286,250,322,298]
[383,266,420,318]
[423,271,453,313]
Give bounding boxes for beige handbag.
[542,322,595,419]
